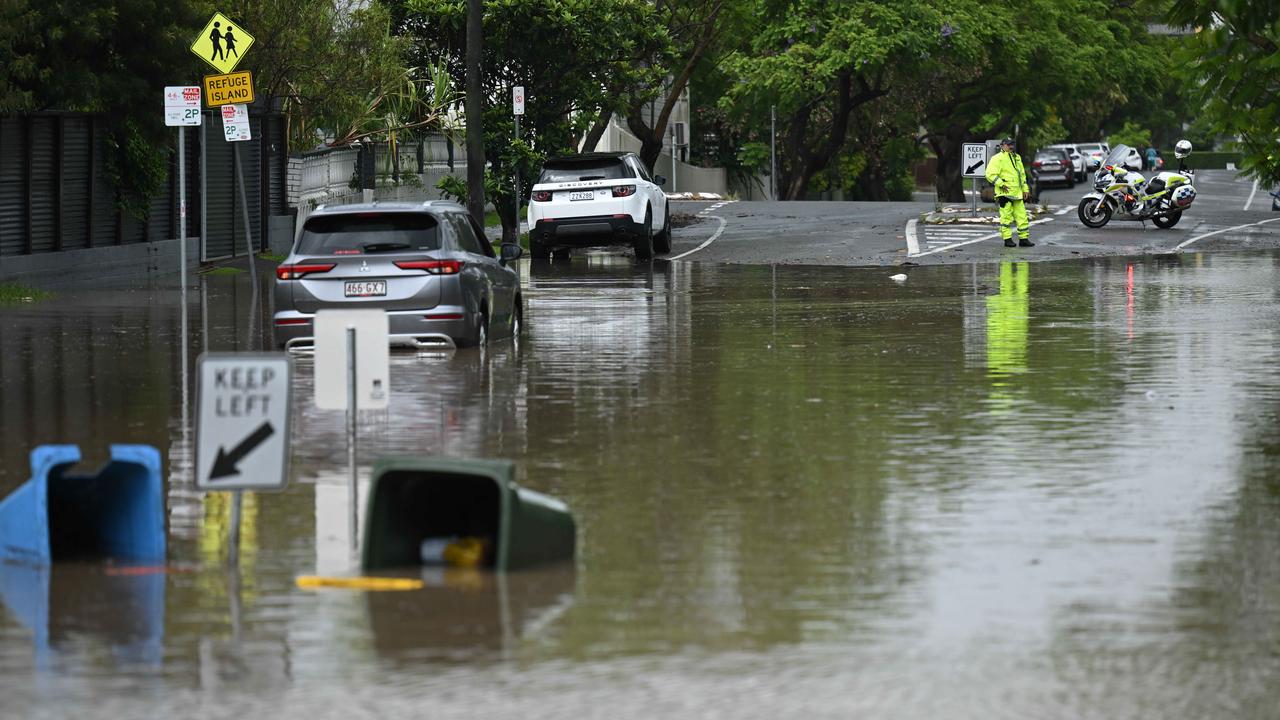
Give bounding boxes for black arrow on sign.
[965,160,984,175]
[209,422,275,480]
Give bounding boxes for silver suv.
[273,202,523,350]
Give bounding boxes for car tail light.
[274,317,310,326]
[394,259,464,275]
[424,313,465,320]
[1032,161,1042,168]
[612,185,636,197]
[276,263,335,280]
[532,190,552,202]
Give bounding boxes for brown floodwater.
[1,251,1278,718]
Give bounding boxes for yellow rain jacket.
[985,149,1029,199]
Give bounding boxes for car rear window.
[297,213,440,255]
[1036,151,1065,161]
[538,158,634,183]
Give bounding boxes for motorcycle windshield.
[1104,144,1131,167]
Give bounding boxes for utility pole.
[770,105,777,200]
[465,0,486,227]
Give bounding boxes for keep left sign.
[196,353,292,491]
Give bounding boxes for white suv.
[527,152,670,260]
[1047,143,1085,182]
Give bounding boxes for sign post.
[513,86,524,237]
[191,12,257,274]
[164,87,202,288]
[315,310,390,556]
[196,353,293,563]
[962,143,989,217]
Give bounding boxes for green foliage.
[227,1,450,150]
[0,0,202,215]
[390,0,668,238]
[1107,121,1152,149]
[1167,0,1280,184]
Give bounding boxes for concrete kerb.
[920,203,1051,225]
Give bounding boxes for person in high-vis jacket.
[984,138,1034,248]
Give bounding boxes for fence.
[0,110,289,279]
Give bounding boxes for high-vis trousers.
[997,197,1030,241]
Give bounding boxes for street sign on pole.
[314,309,390,411]
[221,104,252,142]
[513,86,525,116]
[164,86,203,127]
[204,71,254,107]
[190,12,255,75]
[196,353,292,491]
[962,143,989,178]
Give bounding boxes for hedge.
[1161,150,1243,170]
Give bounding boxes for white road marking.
[1055,205,1073,215]
[1174,216,1280,250]
[1244,178,1259,211]
[669,215,728,261]
[905,218,920,256]
[910,219,1053,257]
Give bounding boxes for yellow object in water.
[442,537,487,568]
[295,575,424,591]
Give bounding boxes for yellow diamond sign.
[190,12,254,75]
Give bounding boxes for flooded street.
[2,251,1279,718]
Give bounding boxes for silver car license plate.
[569,191,594,201]
[344,280,386,297]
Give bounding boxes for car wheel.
[458,306,488,349]
[1066,174,1075,189]
[1153,211,1181,229]
[633,210,654,260]
[530,237,551,260]
[511,298,523,338]
[653,204,672,254]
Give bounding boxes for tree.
[0,0,203,214]
[612,0,740,172]
[1167,0,1280,184]
[226,1,448,151]
[722,0,968,200]
[918,0,1164,201]
[465,0,485,225]
[389,0,667,242]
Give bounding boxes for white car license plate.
[344,281,386,297]
[569,191,594,201]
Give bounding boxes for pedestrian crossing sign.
[190,12,254,75]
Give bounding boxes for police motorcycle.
[1077,140,1197,229]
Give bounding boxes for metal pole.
[347,325,359,554]
[514,114,520,237]
[770,106,777,200]
[229,490,242,567]
[234,143,257,278]
[180,126,187,289]
[972,178,978,217]
[671,124,677,193]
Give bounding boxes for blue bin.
[0,445,166,566]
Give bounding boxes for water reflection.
[1,253,1279,716]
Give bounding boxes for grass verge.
[0,282,52,304]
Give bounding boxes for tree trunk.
[581,107,612,153]
[776,74,887,200]
[464,0,486,226]
[931,132,966,202]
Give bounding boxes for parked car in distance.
[273,201,523,351]
[1046,143,1085,181]
[1077,143,1111,171]
[527,152,671,260]
[1032,148,1075,188]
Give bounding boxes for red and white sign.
[164,86,203,127]
[221,103,251,142]
[513,86,525,116]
